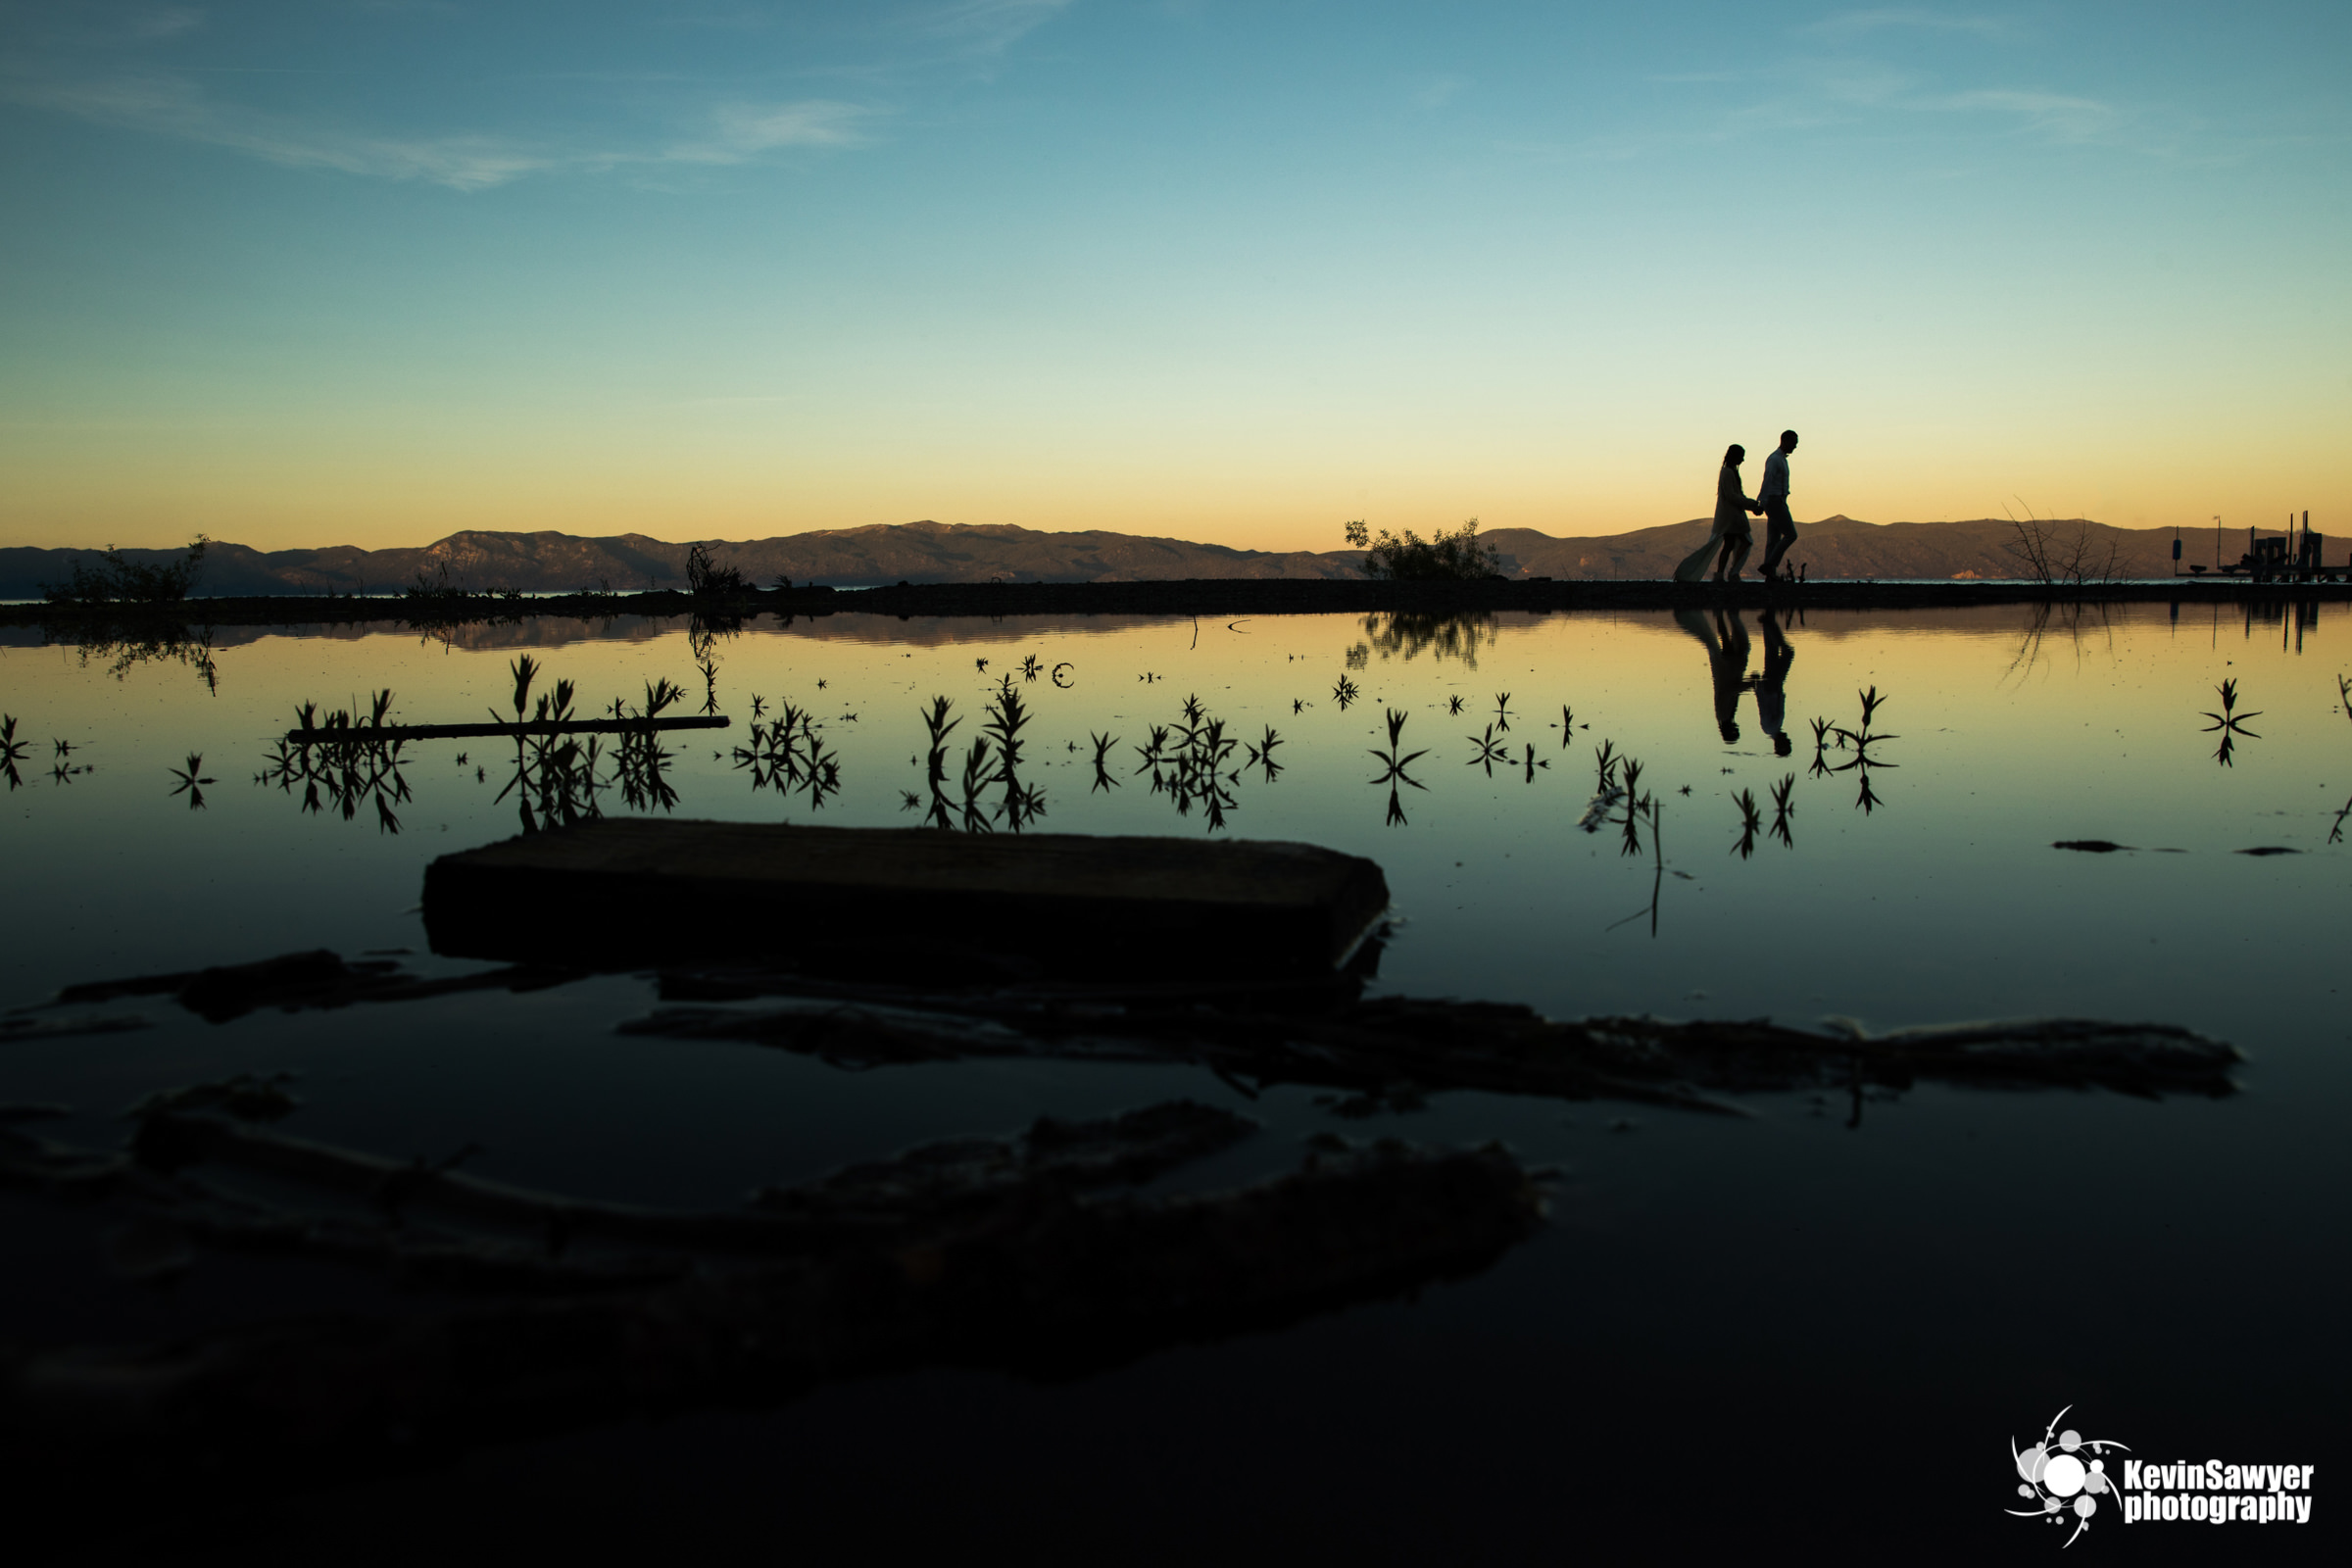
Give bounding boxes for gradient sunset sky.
[2,2,2344,555]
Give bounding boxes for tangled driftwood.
[1,1096,1542,1485]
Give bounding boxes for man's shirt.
[1760,448,1792,503]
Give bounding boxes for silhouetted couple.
[1672,431,1801,584]
[1676,605,1795,755]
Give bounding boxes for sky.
[0,1,2345,555]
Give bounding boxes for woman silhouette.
[1673,444,1765,583]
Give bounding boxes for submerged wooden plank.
[422,819,1391,977]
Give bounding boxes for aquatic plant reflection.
[1131,692,1250,831]
[0,715,26,790]
[168,752,216,811]
[1732,787,1762,858]
[260,692,413,831]
[2199,678,2261,768]
[2331,675,2351,844]
[1811,685,1897,813]
[1368,708,1428,827]
[905,683,1041,832]
[733,696,838,815]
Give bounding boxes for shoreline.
[5,573,2347,631]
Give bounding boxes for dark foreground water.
[3,599,2345,1562]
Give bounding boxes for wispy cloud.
[0,70,878,189]
[669,100,876,161]
[0,0,1067,187]
[1807,8,2014,41]
[911,0,1073,55]
[1936,87,2119,143]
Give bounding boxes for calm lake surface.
[5,600,2346,1562]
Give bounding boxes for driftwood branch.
[282,715,729,745]
[621,989,2242,1106]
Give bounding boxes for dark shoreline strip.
[9,574,2350,631]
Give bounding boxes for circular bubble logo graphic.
[2009,1405,2130,1547]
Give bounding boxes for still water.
[3,600,2346,1562]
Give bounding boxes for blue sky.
[2,2,2345,552]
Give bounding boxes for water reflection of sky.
[6,602,2348,1040]
[4,602,2348,1556]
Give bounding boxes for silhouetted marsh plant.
[983,678,1045,832]
[168,753,215,810]
[2333,675,2351,845]
[1466,723,1511,774]
[1604,794,1668,938]
[696,652,722,717]
[1332,674,1361,710]
[0,715,25,790]
[958,732,995,832]
[1732,787,1763,859]
[1245,725,1284,783]
[1813,685,1898,812]
[1115,694,1263,831]
[264,690,415,830]
[1369,708,1429,827]
[493,671,610,830]
[919,697,962,827]
[1807,716,1835,777]
[1089,729,1122,794]
[1769,773,1796,848]
[1617,758,1652,857]
[1129,692,1243,830]
[259,732,413,833]
[2200,677,2261,768]
[733,696,838,814]
[904,687,1043,831]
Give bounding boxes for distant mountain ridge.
[0,515,2233,599]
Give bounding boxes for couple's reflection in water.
[1676,606,1795,757]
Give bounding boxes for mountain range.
[0,516,2252,600]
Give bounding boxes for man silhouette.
[1757,429,1799,582]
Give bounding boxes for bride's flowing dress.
[1672,526,1725,583]
[1672,462,1757,582]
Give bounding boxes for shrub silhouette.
[43,537,210,606]
[1343,518,1500,581]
